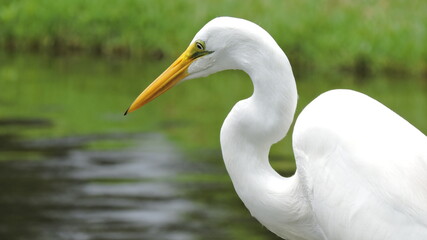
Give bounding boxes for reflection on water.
[0,119,279,240]
[0,53,426,240]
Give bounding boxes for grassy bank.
[1,0,426,75]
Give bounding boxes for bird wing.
[293,89,427,240]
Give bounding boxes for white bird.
[125,17,427,240]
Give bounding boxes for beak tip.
[124,108,129,116]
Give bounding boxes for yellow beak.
[124,45,196,115]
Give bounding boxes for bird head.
[124,17,268,115]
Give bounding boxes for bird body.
[293,90,427,240]
[126,17,427,240]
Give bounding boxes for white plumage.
[126,17,427,240]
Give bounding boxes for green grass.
[1,0,426,75]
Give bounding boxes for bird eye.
[196,41,205,50]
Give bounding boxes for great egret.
[125,17,427,240]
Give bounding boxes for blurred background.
[0,0,426,240]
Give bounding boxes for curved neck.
[221,41,298,180]
[219,44,319,239]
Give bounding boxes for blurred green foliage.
[0,0,426,74]
[1,53,426,164]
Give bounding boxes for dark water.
[0,125,278,240]
[0,53,426,240]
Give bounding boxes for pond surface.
[0,53,426,240]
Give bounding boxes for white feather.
[184,17,427,240]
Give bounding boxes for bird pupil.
[196,42,203,50]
